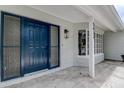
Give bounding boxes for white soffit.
[28,5,89,23]
[75,5,124,32]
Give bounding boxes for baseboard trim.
[105,59,122,62]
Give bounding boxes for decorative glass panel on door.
[2,14,20,81]
[50,25,59,68]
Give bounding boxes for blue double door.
[22,19,49,74]
[1,12,59,81]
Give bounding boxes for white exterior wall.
[75,54,104,67]
[0,6,105,70]
[104,31,124,61]
[0,5,74,69]
[0,6,74,83]
[73,22,88,66]
[0,5,105,86]
[73,22,104,67]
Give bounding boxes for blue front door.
[22,18,49,74]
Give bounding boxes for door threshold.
[24,69,48,77]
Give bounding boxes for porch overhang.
[27,5,124,32]
[74,5,124,32]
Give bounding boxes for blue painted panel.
[22,18,49,74]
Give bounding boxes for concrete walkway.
[6,61,124,88]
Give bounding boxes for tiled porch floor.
[6,61,124,88]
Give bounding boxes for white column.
[89,17,95,78]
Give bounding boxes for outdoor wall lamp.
[64,29,69,39]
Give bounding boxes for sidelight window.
[49,25,59,68]
[2,14,21,80]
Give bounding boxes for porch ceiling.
[28,5,124,32]
[28,5,89,23]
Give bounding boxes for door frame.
[0,11,60,81]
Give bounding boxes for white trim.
[86,29,88,55]
[89,17,95,78]
[110,6,124,30]
[78,53,104,57]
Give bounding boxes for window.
[78,30,86,55]
[94,33,103,54]
[50,25,59,68]
[78,30,103,55]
